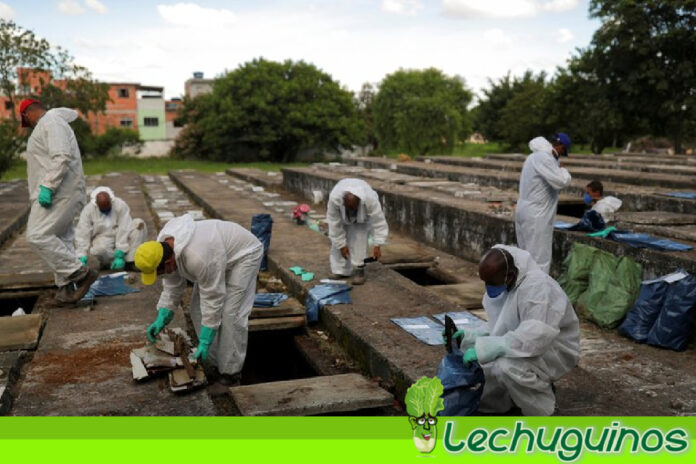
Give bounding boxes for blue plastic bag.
[647,274,696,351]
[565,210,606,232]
[305,284,352,324]
[253,293,289,308]
[617,280,669,343]
[251,214,273,271]
[81,273,139,301]
[610,233,693,251]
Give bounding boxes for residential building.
[184,71,214,98]
[165,98,183,139]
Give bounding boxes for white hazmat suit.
[592,196,622,223]
[156,214,263,375]
[75,186,147,267]
[327,178,389,275]
[25,108,86,286]
[515,137,572,273]
[462,245,580,416]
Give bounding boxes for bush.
[0,119,25,178]
[70,118,141,158]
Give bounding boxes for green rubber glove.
[146,308,174,343]
[463,347,478,365]
[79,256,88,266]
[441,329,465,344]
[38,185,52,207]
[110,249,125,270]
[193,326,217,362]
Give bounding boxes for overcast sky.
[1,1,600,99]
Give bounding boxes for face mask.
[100,208,111,215]
[583,193,594,205]
[486,284,507,298]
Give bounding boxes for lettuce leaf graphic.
[405,376,444,417]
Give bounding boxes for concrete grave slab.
[0,315,42,351]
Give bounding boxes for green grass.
[380,141,622,159]
[1,157,310,181]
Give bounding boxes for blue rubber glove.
[38,185,52,207]
[441,329,465,344]
[463,347,478,365]
[146,308,174,343]
[193,326,217,362]
[110,249,125,270]
[79,256,88,266]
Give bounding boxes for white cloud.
[58,0,86,15]
[85,0,108,14]
[442,0,579,18]
[0,2,15,19]
[484,28,512,46]
[555,28,573,43]
[381,0,423,16]
[157,3,237,28]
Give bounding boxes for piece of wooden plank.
[0,314,42,351]
[229,373,393,416]
[248,315,306,332]
[0,272,54,290]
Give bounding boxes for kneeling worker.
[134,214,263,385]
[75,186,147,270]
[327,178,388,285]
[584,180,622,223]
[458,245,580,415]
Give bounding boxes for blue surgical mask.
[583,193,593,205]
[486,284,507,298]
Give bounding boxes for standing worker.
[458,245,580,415]
[20,99,98,303]
[515,134,572,273]
[135,214,263,385]
[326,178,389,285]
[75,186,148,270]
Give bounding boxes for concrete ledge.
[226,168,283,189]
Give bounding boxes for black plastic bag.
[251,214,273,271]
[617,280,669,343]
[647,274,696,351]
[436,316,485,416]
[567,210,606,232]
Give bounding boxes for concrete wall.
[283,168,696,279]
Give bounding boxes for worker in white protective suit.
[20,99,98,304]
[74,186,147,270]
[134,214,263,385]
[327,178,389,285]
[515,134,572,273]
[457,245,579,416]
[584,180,622,223]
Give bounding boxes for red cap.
[19,99,41,127]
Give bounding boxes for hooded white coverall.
[156,214,263,375]
[461,245,580,416]
[75,186,148,267]
[25,108,86,286]
[515,137,572,273]
[327,178,389,275]
[592,196,622,223]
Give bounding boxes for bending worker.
[327,178,388,285]
[457,245,579,415]
[20,99,98,304]
[515,134,572,273]
[75,186,147,270]
[134,213,263,385]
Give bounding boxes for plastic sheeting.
[437,352,485,416]
[81,273,139,301]
[647,273,696,351]
[253,293,289,308]
[617,280,669,343]
[390,316,445,346]
[553,210,606,232]
[665,192,696,199]
[305,283,352,324]
[433,311,487,332]
[610,233,693,251]
[251,214,273,271]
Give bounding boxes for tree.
[472,73,515,141]
[355,82,377,149]
[587,0,696,153]
[0,20,52,122]
[173,58,360,162]
[373,68,473,155]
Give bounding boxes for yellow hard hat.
[134,241,163,285]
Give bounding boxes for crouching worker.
[459,245,580,415]
[327,178,388,285]
[584,180,622,223]
[75,186,147,270]
[134,213,263,385]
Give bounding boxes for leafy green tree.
[373,68,472,155]
[587,0,696,153]
[472,73,515,141]
[355,82,377,149]
[173,58,360,162]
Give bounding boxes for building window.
[120,118,133,128]
[5,101,13,110]
[118,88,130,98]
[143,117,159,127]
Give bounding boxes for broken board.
[0,314,42,351]
[248,315,306,332]
[424,280,485,309]
[0,272,54,290]
[250,298,305,319]
[229,373,393,416]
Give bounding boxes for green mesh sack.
[558,242,599,306]
[583,254,642,329]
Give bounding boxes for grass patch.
[380,142,508,159]
[1,157,310,181]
